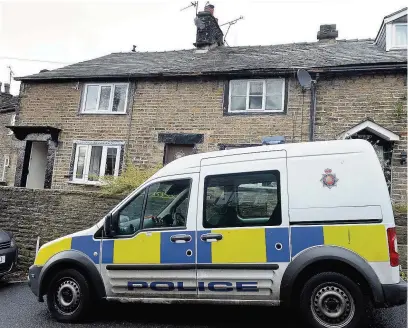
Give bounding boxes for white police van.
[28,139,407,328]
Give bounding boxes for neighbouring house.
[0,82,18,186]
[6,5,407,205]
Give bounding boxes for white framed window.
[8,114,16,135]
[391,23,407,49]
[81,83,129,114]
[228,79,285,113]
[72,143,122,184]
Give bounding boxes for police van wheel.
[299,272,366,328]
[46,268,91,322]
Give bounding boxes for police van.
[28,139,407,328]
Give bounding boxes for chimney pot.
[4,83,10,94]
[204,3,214,15]
[317,24,338,41]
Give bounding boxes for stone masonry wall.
[314,73,407,204]
[17,73,406,205]
[0,111,17,186]
[0,187,122,271]
[18,78,310,191]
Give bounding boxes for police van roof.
[151,139,373,179]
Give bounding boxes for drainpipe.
[309,73,319,141]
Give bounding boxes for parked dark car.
[0,230,18,279]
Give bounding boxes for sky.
[0,0,406,95]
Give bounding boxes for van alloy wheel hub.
[311,283,355,328]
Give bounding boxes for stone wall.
[0,187,122,271]
[18,78,310,191]
[0,111,16,186]
[315,73,407,204]
[15,73,407,205]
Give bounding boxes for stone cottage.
[6,6,407,205]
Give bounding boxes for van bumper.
[28,265,43,301]
[381,280,407,307]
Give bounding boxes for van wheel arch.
[280,246,384,308]
[39,251,106,301]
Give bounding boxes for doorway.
[23,141,48,189]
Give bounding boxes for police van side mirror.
[104,213,119,237]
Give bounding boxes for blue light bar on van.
[262,136,285,145]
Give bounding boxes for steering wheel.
[172,211,186,226]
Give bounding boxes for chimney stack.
[194,3,224,50]
[317,24,338,42]
[0,82,2,93]
[4,83,10,94]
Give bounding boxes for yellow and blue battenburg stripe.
[34,224,389,266]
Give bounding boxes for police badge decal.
[321,168,338,189]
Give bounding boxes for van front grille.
[0,241,11,250]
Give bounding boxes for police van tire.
[46,268,91,322]
[299,272,366,328]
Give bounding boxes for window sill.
[388,46,407,51]
[224,110,286,116]
[67,180,104,186]
[79,111,127,115]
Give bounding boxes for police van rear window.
[203,170,281,228]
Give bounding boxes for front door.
[196,150,289,302]
[25,141,48,189]
[100,173,199,300]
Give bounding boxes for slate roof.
[16,39,407,81]
[0,94,18,113]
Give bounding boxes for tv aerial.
[220,16,244,46]
[180,1,198,15]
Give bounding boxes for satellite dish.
[297,68,312,89]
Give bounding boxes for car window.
[118,191,145,235]
[203,171,281,228]
[142,179,191,229]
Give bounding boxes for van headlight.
[10,238,16,248]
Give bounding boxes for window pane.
[249,81,263,95]
[395,25,407,46]
[249,96,263,109]
[266,80,283,95]
[88,146,102,181]
[75,146,87,179]
[105,147,118,176]
[204,171,281,228]
[231,96,246,111]
[143,179,190,229]
[231,81,247,96]
[112,85,127,112]
[84,85,98,111]
[118,191,145,235]
[266,95,283,110]
[98,86,111,111]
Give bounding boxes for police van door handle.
[170,234,192,243]
[201,233,223,242]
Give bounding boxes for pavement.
[0,281,406,328]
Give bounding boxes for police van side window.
[203,171,281,228]
[117,179,191,235]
